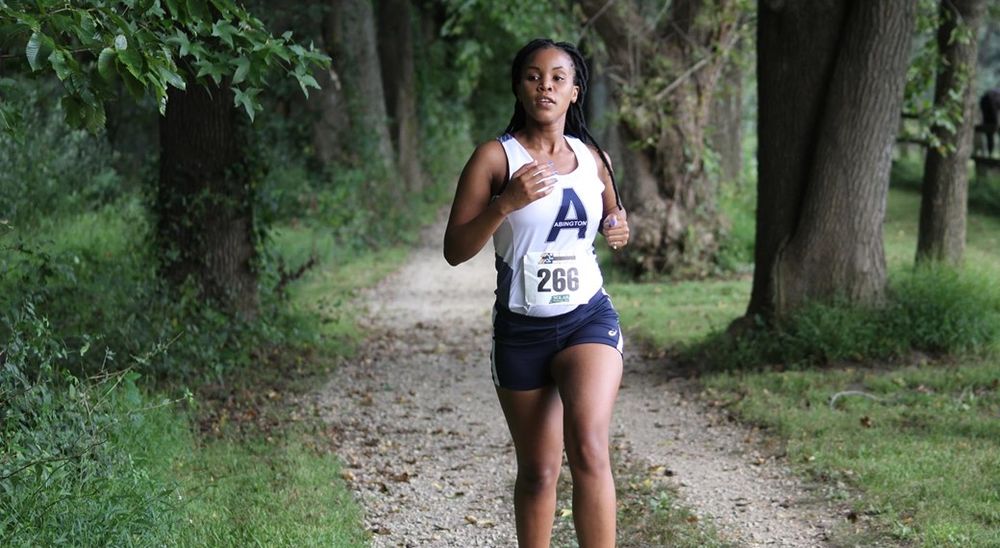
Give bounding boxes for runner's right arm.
[444,141,556,266]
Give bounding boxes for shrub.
[0,79,128,224]
[0,300,184,546]
[693,265,1000,370]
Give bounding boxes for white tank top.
[493,133,605,317]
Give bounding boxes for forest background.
[2,0,1000,545]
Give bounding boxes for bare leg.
[496,385,564,548]
[552,344,623,548]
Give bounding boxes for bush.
[694,265,1000,370]
[0,300,185,546]
[890,264,1000,353]
[891,157,1000,217]
[0,79,129,224]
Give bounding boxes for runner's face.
[517,47,578,124]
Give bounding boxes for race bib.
[523,250,588,307]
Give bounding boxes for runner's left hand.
[603,212,629,251]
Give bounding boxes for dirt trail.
[311,219,844,547]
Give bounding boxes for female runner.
[444,38,630,547]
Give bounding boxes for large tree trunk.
[748,1,917,318]
[580,0,744,277]
[916,0,987,264]
[157,83,258,319]
[377,0,425,192]
[321,0,395,172]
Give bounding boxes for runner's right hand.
[497,160,557,214]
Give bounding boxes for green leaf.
[211,20,238,48]
[25,32,43,71]
[119,69,146,100]
[186,0,211,23]
[168,29,193,57]
[164,0,184,18]
[209,0,234,17]
[119,43,145,78]
[195,58,227,85]
[147,0,166,17]
[232,86,261,122]
[294,71,320,98]
[231,56,250,84]
[98,47,117,81]
[48,50,73,81]
[62,94,87,129]
[157,63,186,90]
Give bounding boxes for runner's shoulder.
[466,139,508,185]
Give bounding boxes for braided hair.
[503,38,623,211]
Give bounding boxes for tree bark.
[377,0,425,192]
[709,52,744,185]
[580,0,743,277]
[916,0,987,264]
[321,0,395,172]
[748,0,917,318]
[157,82,258,319]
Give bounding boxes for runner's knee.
[516,461,561,494]
[565,432,610,476]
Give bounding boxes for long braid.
[504,39,623,211]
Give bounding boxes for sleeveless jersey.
[493,133,605,317]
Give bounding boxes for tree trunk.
[157,82,258,319]
[307,62,350,166]
[377,0,425,192]
[322,0,395,173]
[916,0,987,264]
[709,53,744,186]
[748,0,917,318]
[580,0,744,277]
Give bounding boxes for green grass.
[701,362,1000,546]
[608,279,750,348]
[165,431,368,547]
[272,223,408,355]
[611,186,1000,546]
[1,209,405,546]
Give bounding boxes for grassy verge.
[610,187,1000,546]
[162,221,413,546]
[1,208,416,545]
[701,362,1000,546]
[166,430,368,547]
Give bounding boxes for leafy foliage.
[439,0,576,140]
[0,299,186,545]
[0,79,128,224]
[900,0,977,155]
[0,0,329,131]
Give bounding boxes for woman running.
[443,38,630,547]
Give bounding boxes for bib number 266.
[537,267,579,293]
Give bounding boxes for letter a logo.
[546,188,588,242]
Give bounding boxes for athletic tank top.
[493,133,605,317]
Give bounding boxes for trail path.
[311,218,844,547]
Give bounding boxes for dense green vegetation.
[0,2,467,540]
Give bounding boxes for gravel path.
[311,219,845,547]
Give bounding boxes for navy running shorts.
[491,289,624,390]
